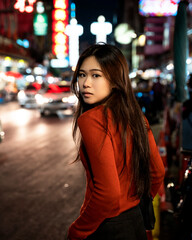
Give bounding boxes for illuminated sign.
[36,1,45,14]
[50,59,68,68]
[90,16,112,43]
[33,13,48,36]
[52,0,69,57]
[52,32,67,44]
[52,9,68,21]
[16,39,30,48]
[14,0,37,13]
[65,18,83,67]
[53,0,68,9]
[139,0,179,16]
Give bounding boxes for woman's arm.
[68,112,121,240]
[148,129,165,198]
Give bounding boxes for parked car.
[0,120,5,143]
[35,82,78,116]
[17,82,42,108]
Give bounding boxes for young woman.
[66,43,165,240]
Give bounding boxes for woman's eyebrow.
[79,68,103,72]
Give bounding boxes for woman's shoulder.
[78,105,103,119]
[78,105,112,126]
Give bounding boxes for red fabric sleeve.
[68,112,121,240]
[148,128,165,198]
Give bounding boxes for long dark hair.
[71,43,150,198]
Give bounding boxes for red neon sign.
[52,9,68,21]
[52,0,69,56]
[52,44,68,57]
[52,32,67,45]
[53,0,68,9]
[52,21,66,32]
[14,0,37,13]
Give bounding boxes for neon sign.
[65,18,83,67]
[14,0,37,13]
[34,13,48,36]
[52,0,69,57]
[139,0,179,16]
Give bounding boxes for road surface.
[0,102,85,240]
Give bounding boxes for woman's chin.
[83,99,96,105]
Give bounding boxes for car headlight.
[62,97,68,103]
[62,95,77,104]
[35,94,49,105]
[68,95,78,104]
[17,90,26,100]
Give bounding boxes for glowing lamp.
[53,0,68,9]
[52,21,66,32]
[114,23,137,44]
[25,6,33,13]
[52,32,67,44]
[52,9,68,21]
[90,16,112,43]
[138,34,146,46]
[52,44,67,56]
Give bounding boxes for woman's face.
[77,56,112,105]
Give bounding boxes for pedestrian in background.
[66,43,165,240]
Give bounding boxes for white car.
[36,82,78,116]
[17,83,41,108]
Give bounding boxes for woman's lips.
[82,92,93,97]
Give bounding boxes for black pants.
[85,205,147,240]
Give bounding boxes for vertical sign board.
[65,18,83,67]
[34,13,48,36]
[52,0,69,57]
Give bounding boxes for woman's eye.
[93,74,100,78]
[78,73,85,78]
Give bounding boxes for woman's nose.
[83,76,91,88]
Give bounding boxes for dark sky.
[72,0,119,46]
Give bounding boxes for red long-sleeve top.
[68,105,165,240]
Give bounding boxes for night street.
[0,102,85,240]
[0,102,180,240]
[0,0,191,239]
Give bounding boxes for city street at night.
[0,102,85,240]
[0,102,180,240]
[0,0,192,239]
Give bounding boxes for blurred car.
[0,120,5,143]
[35,82,78,116]
[17,82,41,108]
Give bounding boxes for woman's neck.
[82,92,113,113]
